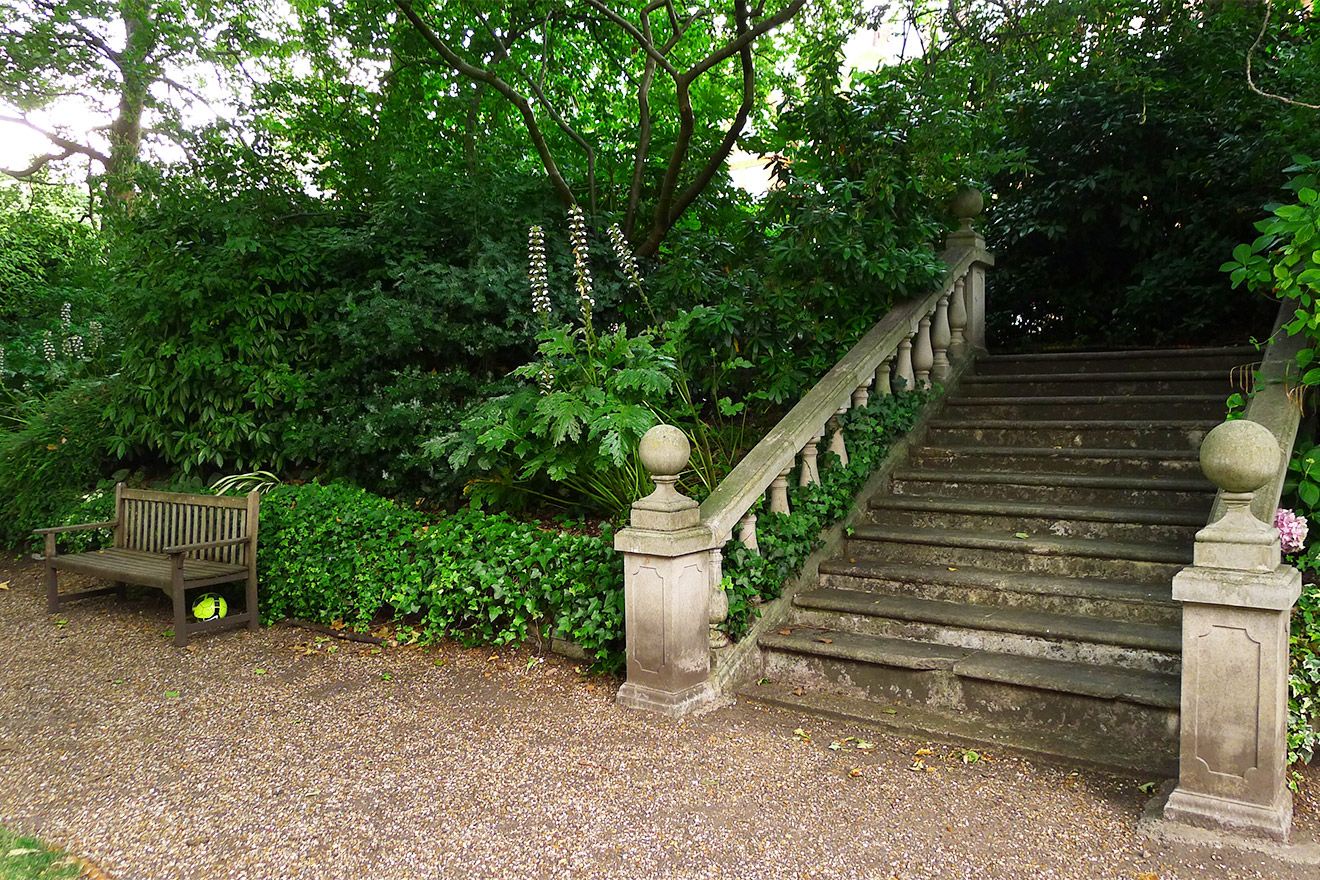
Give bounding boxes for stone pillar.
[913,314,934,389]
[931,292,952,383]
[946,185,988,352]
[1163,419,1301,841]
[948,276,968,362]
[615,425,719,718]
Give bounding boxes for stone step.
[923,419,1215,451]
[843,526,1189,584]
[789,588,1180,673]
[975,346,1257,376]
[817,560,1178,624]
[957,370,1237,398]
[756,628,1180,774]
[909,445,1203,478]
[942,394,1225,421]
[866,496,1203,544]
[888,468,1214,509]
[739,682,1177,776]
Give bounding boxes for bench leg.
[115,581,127,600]
[171,558,188,649]
[45,565,59,613]
[246,570,258,632]
[44,534,59,613]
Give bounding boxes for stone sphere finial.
[639,424,690,478]
[950,185,984,222]
[1199,419,1279,494]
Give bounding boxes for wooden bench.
[38,485,260,647]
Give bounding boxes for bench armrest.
[164,536,251,555]
[33,520,117,536]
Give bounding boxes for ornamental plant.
[1277,508,1310,554]
[434,208,734,516]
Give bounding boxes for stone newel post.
[946,185,987,352]
[615,425,719,718]
[1163,419,1301,841]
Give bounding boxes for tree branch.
[0,114,110,166]
[683,0,806,82]
[393,0,578,206]
[1246,0,1320,111]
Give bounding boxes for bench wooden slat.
[51,548,246,589]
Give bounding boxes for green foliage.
[258,482,625,669]
[1286,547,1320,769]
[0,825,81,880]
[721,389,929,637]
[0,379,112,548]
[1286,441,1320,521]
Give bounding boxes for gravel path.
[1,559,1317,880]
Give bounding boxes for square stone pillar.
[1163,419,1302,841]
[614,425,719,718]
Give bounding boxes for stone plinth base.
[1140,782,1320,864]
[616,680,716,719]
[1164,785,1292,842]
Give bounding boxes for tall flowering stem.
[567,205,595,333]
[528,225,551,327]
[608,223,656,325]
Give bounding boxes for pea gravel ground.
[2,559,1317,880]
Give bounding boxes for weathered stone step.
[739,682,1177,776]
[889,468,1214,509]
[757,628,1179,774]
[975,346,1256,375]
[909,445,1202,478]
[943,394,1225,421]
[957,370,1236,397]
[790,588,1179,673]
[844,526,1189,584]
[924,419,1215,451]
[817,560,1178,624]
[866,496,1202,544]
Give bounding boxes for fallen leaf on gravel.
[881,707,897,715]
[488,654,499,662]
[961,749,981,764]
[856,740,875,751]
[946,567,957,572]
[814,637,834,644]
[1137,781,1157,795]
[909,760,927,772]
[915,748,934,757]
[1136,873,1159,880]
[777,628,792,636]
[164,690,180,699]
[254,668,267,676]
[0,581,9,591]
[792,687,805,696]
[433,658,446,667]
[793,728,811,742]
[1014,532,1030,539]
[848,767,863,778]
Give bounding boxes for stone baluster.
[948,276,968,362]
[708,545,729,649]
[614,425,718,718]
[827,403,849,467]
[895,336,915,393]
[1161,419,1300,841]
[737,512,758,555]
[768,464,792,514]
[913,313,934,389]
[875,356,893,397]
[931,292,952,384]
[851,380,869,410]
[947,186,987,352]
[799,431,822,487]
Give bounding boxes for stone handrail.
[698,242,990,546]
[612,191,994,718]
[1208,301,1307,528]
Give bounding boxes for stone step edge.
[793,587,1181,653]
[758,629,1181,709]
[963,369,1234,384]
[915,445,1200,462]
[816,560,1176,608]
[868,495,1205,527]
[847,526,1192,565]
[983,346,1256,364]
[889,468,1213,493]
[946,394,1226,406]
[926,418,1217,430]
[737,681,1177,776]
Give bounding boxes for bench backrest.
[115,486,258,566]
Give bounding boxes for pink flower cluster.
[1275,508,1309,554]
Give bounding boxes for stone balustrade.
[614,189,995,717]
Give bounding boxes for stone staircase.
[743,346,1255,775]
